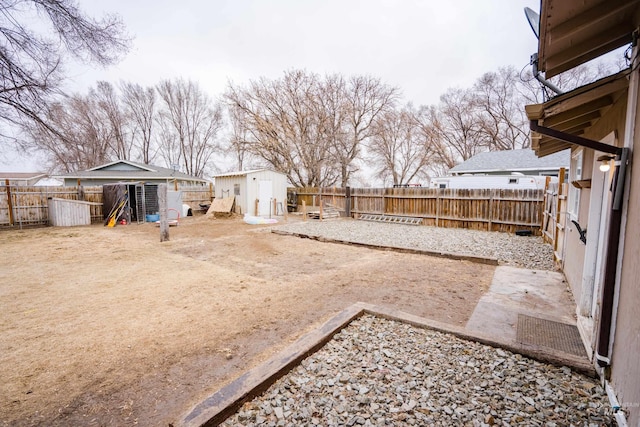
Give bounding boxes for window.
[234,183,240,196]
[508,178,518,184]
[568,149,583,219]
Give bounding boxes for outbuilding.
[214,169,288,216]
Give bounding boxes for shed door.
[258,180,272,216]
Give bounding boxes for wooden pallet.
[358,214,422,225]
[307,208,340,219]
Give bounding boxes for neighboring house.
[429,174,552,190]
[430,149,566,189]
[448,149,569,176]
[0,172,48,186]
[525,1,639,424]
[56,160,210,186]
[214,169,288,216]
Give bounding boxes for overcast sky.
[3,0,542,172]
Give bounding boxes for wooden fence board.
[290,186,545,234]
[0,183,214,228]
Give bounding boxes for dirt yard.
[0,215,495,426]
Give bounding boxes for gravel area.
[222,315,612,426]
[274,219,556,271]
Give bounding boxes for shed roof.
[213,169,286,178]
[449,149,570,174]
[56,160,210,183]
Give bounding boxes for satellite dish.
[524,7,540,39]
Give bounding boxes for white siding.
[214,170,288,216]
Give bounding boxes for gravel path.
[274,219,556,271]
[222,315,612,426]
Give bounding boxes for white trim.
[568,148,583,220]
[213,169,277,178]
[576,311,594,359]
[606,382,629,427]
[87,160,157,172]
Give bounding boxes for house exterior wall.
[469,168,561,176]
[561,98,627,299]
[609,77,640,425]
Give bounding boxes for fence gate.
[135,184,146,224]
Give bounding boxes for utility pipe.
[531,53,563,96]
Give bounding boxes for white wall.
[215,171,288,216]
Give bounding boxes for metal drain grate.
[516,314,586,357]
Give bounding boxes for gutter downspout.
[595,148,629,367]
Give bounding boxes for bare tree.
[226,101,264,171]
[225,70,338,187]
[339,75,399,186]
[156,78,223,178]
[369,104,433,186]
[1,0,129,144]
[93,81,133,160]
[121,81,157,164]
[474,67,530,151]
[225,70,398,187]
[23,93,113,172]
[417,87,484,173]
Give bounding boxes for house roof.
[214,169,285,178]
[526,69,629,156]
[0,172,47,181]
[537,0,639,78]
[449,149,570,174]
[56,160,210,183]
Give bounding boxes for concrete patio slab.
[466,266,581,352]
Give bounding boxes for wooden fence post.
[302,200,307,221]
[488,189,494,231]
[345,186,351,218]
[554,168,566,260]
[5,179,14,226]
[158,184,169,242]
[209,182,214,201]
[435,189,440,228]
[382,189,386,215]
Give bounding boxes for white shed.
[213,169,288,216]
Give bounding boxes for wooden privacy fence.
[174,183,214,209]
[0,184,103,227]
[541,180,568,265]
[293,186,545,234]
[0,183,214,228]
